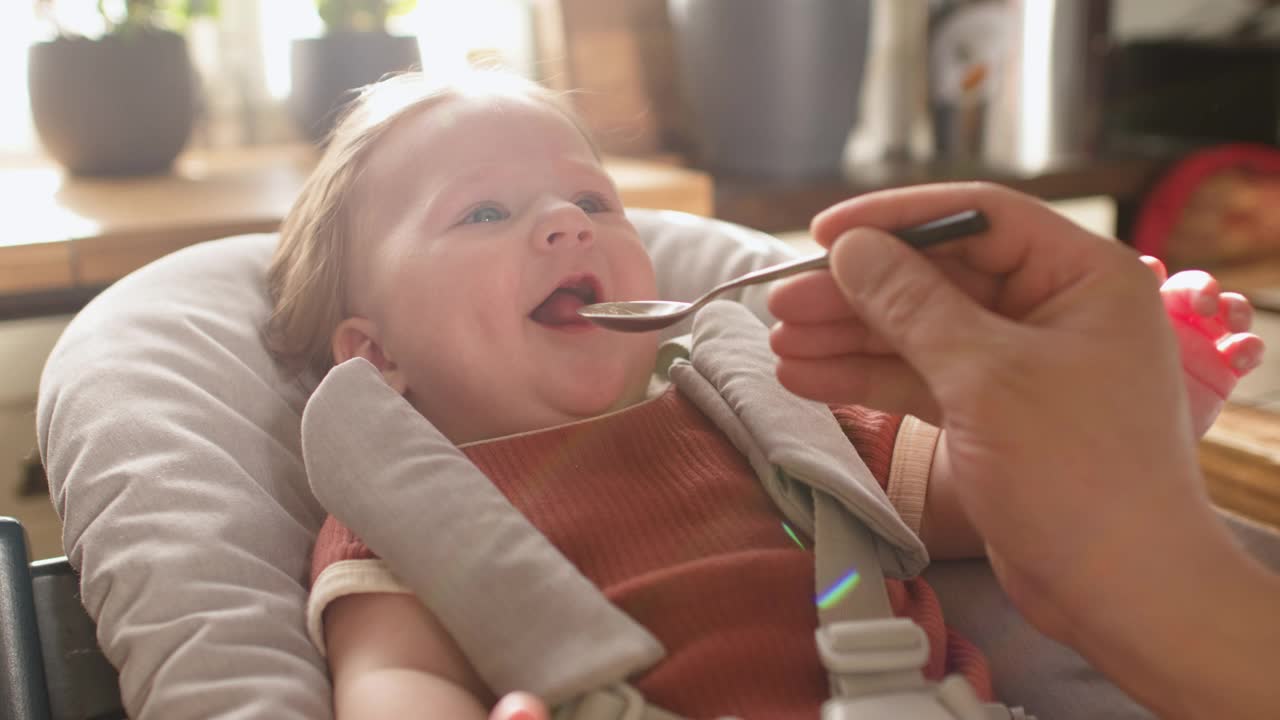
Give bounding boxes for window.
[0,4,41,159]
[2,0,536,161]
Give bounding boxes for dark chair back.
[0,518,124,720]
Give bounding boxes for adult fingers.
[812,183,1114,320]
[768,270,860,325]
[775,354,941,423]
[769,253,1000,325]
[822,226,1006,385]
[813,183,1082,272]
[1140,255,1168,284]
[770,319,896,358]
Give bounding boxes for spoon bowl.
[571,301,698,333]
[579,209,990,332]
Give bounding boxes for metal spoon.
[579,209,990,332]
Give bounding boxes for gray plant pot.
[290,32,422,143]
[668,0,872,179]
[28,30,196,177]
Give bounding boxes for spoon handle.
[894,209,990,248]
[709,253,831,297]
[705,209,989,300]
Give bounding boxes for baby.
[265,71,1263,720]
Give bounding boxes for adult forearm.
[1178,560,1280,719]
[336,668,489,720]
[1069,518,1280,719]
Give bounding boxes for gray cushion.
[34,208,798,718]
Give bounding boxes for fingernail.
[1194,293,1217,316]
[1233,352,1262,372]
[1230,305,1250,328]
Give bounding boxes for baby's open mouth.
[530,274,601,326]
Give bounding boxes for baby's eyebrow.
[419,157,615,221]
[426,172,498,214]
[559,162,619,195]
[560,158,612,181]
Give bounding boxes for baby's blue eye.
[575,194,610,214]
[463,205,508,224]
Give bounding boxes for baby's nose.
[537,204,595,249]
[545,227,593,246]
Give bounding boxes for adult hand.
[769,182,1280,719]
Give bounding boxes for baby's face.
[344,94,660,444]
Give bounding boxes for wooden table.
[0,145,713,320]
[1203,404,1280,530]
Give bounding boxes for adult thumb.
[828,227,999,381]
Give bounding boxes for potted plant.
[290,0,421,143]
[28,1,217,176]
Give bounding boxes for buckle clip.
[816,618,930,674]
[554,684,644,720]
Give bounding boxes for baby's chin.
[553,388,646,425]
[420,360,658,444]
[530,381,654,431]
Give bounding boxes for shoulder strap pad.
[662,301,928,578]
[303,359,664,703]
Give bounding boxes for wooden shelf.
[0,145,712,320]
[712,154,1173,234]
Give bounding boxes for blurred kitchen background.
[4,0,1280,557]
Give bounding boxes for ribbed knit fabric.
[312,387,992,717]
[829,404,902,484]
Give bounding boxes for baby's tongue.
[531,289,587,325]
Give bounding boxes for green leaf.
[60,0,220,35]
[314,0,416,33]
[387,0,417,18]
[186,0,218,17]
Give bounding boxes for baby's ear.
[331,317,408,394]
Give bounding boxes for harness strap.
[814,490,928,698]
[813,488,894,624]
[813,490,1036,720]
[548,492,1038,720]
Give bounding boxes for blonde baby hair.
[264,69,596,380]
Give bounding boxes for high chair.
[0,517,122,720]
[25,208,1280,719]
